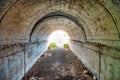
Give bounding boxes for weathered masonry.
[0,0,120,80]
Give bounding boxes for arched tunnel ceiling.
[0,0,120,47]
[30,12,88,42]
[31,18,87,42]
[29,11,87,41]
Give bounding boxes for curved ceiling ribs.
[29,11,87,42]
[96,0,120,39]
[0,0,19,23]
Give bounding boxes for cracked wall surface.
[0,0,120,80]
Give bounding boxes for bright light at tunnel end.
[48,30,70,48]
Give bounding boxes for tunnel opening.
[47,30,70,48]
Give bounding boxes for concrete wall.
[0,41,47,80]
[70,40,120,80]
[0,0,120,80]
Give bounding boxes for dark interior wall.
[0,0,120,80]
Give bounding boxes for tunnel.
[0,0,120,80]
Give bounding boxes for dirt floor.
[22,48,95,80]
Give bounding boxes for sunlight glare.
[48,30,70,48]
